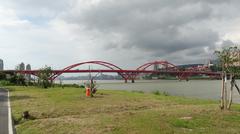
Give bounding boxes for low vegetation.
[8,86,240,134]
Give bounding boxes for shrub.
[152,90,170,96]
[132,90,144,94]
[0,80,12,86]
[153,90,160,95]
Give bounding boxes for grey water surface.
[57,80,240,103]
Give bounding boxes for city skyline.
[1,0,240,69]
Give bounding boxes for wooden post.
[220,72,224,109]
[227,74,233,109]
[90,79,94,97]
[234,81,240,95]
[224,72,228,110]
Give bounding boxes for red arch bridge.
[2,60,221,83]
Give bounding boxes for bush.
[152,90,170,96]
[153,90,160,95]
[0,80,13,86]
[80,85,85,88]
[163,91,169,96]
[53,83,84,88]
[132,90,144,94]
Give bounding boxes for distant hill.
[58,74,122,80]
[177,64,204,68]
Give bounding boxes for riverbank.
[8,86,240,134]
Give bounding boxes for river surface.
[55,80,240,103]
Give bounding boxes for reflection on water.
[55,80,240,103]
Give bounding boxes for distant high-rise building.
[19,62,25,70]
[0,59,3,70]
[26,64,31,70]
[26,64,31,82]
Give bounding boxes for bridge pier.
[125,79,128,83]
[131,79,135,83]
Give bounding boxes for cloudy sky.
[0,0,240,70]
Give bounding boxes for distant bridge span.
[1,60,222,83]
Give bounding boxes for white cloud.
[0,6,31,29]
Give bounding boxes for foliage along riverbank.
[8,86,240,134]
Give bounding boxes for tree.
[37,66,53,88]
[0,72,6,80]
[215,46,240,110]
[210,65,221,72]
[16,74,26,86]
[6,73,26,86]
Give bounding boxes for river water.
[55,80,240,103]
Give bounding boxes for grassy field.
[8,86,240,134]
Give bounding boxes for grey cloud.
[68,0,214,32]
[128,27,219,55]
[164,47,211,65]
[63,0,228,62]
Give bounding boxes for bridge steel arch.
[136,61,179,71]
[134,61,216,80]
[49,61,128,81]
[132,61,180,81]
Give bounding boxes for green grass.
[7,86,240,134]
